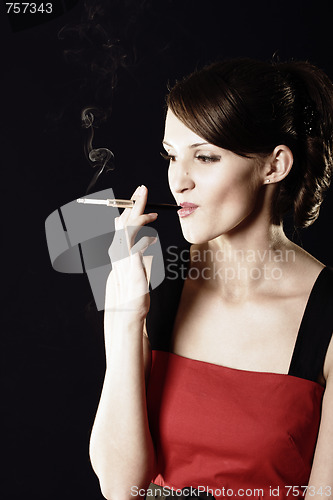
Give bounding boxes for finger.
[130,184,148,218]
[131,186,159,225]
[131,236,158,255]
[115,206,133,230]
[122,185,144,222]
[114,216,121,231]
[131,185,142,201]
[115,185,148,229]
[131,212,158,227]
[122,216,158,250]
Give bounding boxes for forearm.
[89,315,156,500]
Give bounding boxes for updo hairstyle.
[166,58,333,228]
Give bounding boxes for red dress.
[147,351,323,498]
[146,265,333,499]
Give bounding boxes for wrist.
[104,311,145,337]
[114,312,146,331]
[104,317,146,368]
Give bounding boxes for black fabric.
[147,248,333,383]
[146,245,189,351]
[288,266,333,382]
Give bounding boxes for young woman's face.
[163,109,265,244]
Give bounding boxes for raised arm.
[89,185,158,500]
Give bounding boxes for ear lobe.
[263,145,293,184]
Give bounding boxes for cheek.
[207,167,261,214]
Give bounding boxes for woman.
[89,59,333,499]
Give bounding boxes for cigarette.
[77,198,180,210]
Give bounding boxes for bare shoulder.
[282,240,326,295]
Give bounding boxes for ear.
[262,145,293,185]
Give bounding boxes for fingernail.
[138,185,146,196]
[133,185,141,196]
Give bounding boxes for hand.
[105,185,158,322]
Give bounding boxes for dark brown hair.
[166,58,333,227]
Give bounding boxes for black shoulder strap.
[288,266,333,382]
[146,245,189,351]
[148,251,333,381]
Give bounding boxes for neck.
[191,222,295,300]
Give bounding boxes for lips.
[177,202,199,218]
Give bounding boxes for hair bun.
[167,58,333,228]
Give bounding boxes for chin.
[180,226,213,245]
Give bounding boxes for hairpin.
[303,102,316,136]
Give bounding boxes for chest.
[171,278,309,374]
[147,350,323,490]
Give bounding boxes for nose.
[168,158,195,195]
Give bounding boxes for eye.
[195,154,221,163]
[160,152,176,162]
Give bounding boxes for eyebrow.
[162,141,210,148]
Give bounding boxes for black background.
[1,1,333,499]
